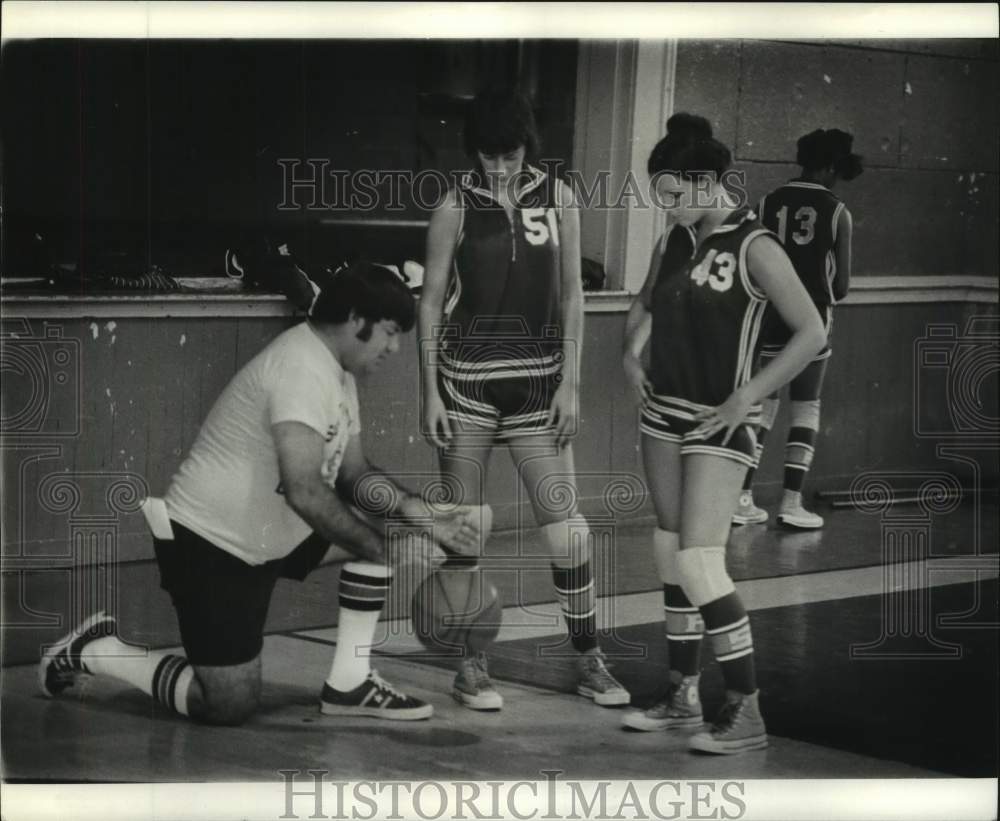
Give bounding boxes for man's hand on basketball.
[548,379,578,449]
[429,504,482,556]
[398,496,482,556]
[692,388,754,446]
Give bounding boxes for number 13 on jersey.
[775,205,817,245]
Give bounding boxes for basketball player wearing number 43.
[622,113,827,754]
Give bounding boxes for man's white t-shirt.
[164,322,360,565]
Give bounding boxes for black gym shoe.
[319,670,434,720]
[38,611,117,698]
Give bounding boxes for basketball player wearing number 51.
[419,88,630,712]
[39,264,483,725]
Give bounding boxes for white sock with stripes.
[326,562,393,692]
[83,637,194,716]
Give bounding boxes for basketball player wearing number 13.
[735,129,863,529]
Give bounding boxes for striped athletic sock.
[151,655,195,715]
[327,562,392,692]
[654,529,703,676]
[700,593,757,695]
[784,426,818,492]
[664,584,704,676]
[551,561,598,653]
[742,427,768,491]
[84,636,194,716]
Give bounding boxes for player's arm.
[556,179,585,391]
[549,180,584,447]
[692,235,825,443]
[742,235,827,404]
[622,231,666,401]
[832,206,853,302]
[272,421,387,564]
[419,188,463,448]
[335,433,481,556]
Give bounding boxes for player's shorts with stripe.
[154,523,329,665]
[640,393,761,468]
[437,353,561,440]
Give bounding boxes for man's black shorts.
[153,522,329,666]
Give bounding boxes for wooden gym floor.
[2,499,997,783]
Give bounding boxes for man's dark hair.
[310,261,415,339]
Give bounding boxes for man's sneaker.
[777,503,824,530]
[320,670,433,720]
[689,690,768,754]
[453,652,503,711]
[622,674,702,731]
[577,648,630,707]
[39,611,117,698]
[732,492,768,526]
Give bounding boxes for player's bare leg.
[509,435,630,707]
[623,435,703,731]
[439,432,503,710]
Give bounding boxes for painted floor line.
[293,554,999,653]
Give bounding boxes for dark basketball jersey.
[646,222,695,383]
[642,222,696,311]
[442,166,562,381]
[648,210,772,406]
[757,180,845,310]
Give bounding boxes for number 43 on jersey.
[690,249,736,292]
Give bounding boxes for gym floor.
[2,499,997,783]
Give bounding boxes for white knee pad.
[676,547,735,607]
[653,528,680,583]
[760,397,780,431]
[789,399,821,431]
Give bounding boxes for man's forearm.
[289,483,386,563]
[337,465,421,522]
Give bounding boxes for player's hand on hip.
[422,392,453,450]
[692,389,753,446]
[623,352,652,405]
[548,379,578,450]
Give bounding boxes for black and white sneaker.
[319,670,433,720]
[38,611,117,698]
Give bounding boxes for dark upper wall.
[1,39,578,279]
[674,38,999,277]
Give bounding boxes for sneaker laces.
[368,669,406,700]
[462,652,493,689]
[711,698,742,732]
[583,652,621,690]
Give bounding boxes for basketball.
[410,568,502,654]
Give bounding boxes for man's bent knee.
[200,697,259,726]
[192,658,262,725]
